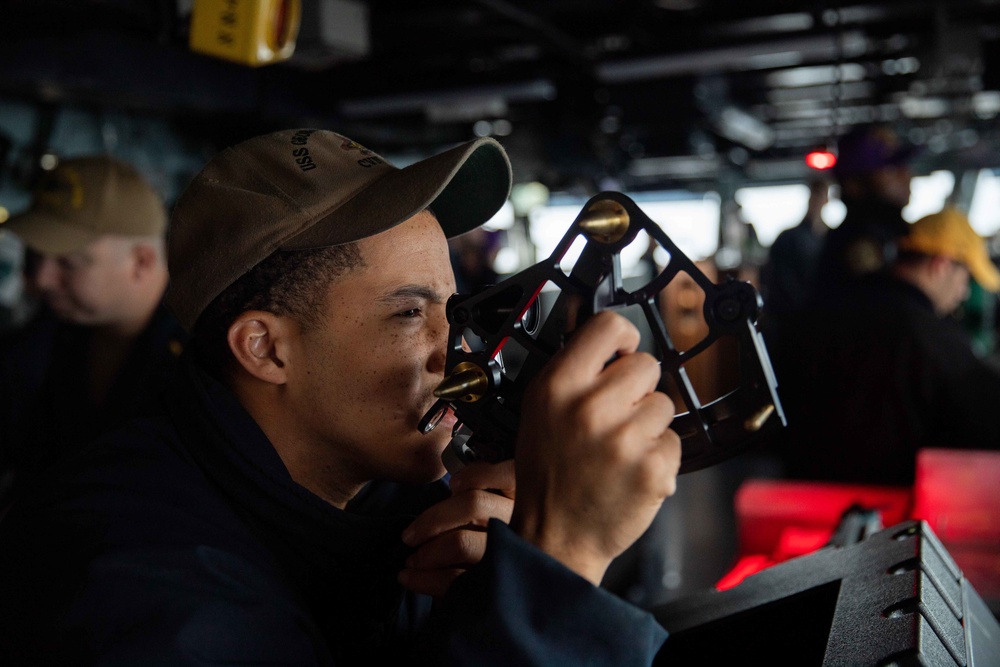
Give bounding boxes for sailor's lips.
[437,406,458,429]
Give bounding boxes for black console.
[653,520,1000,666]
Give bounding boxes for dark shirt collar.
[840,196,908,235]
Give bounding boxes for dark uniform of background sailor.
[776,207,1000,486]
[0,156,185,511]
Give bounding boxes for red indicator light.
[806,151,837,170]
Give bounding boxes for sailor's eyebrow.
[376,285,445,305]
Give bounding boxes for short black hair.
[193,243,363,378]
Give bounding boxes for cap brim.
[281,137,512,250]
[3,211,99,255]
[968,252,1000,292]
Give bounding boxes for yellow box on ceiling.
[189,0,301,67]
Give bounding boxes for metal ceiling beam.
[596,31,869,83]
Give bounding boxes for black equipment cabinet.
[652,520,1000,666]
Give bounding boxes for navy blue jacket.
[812,196,909,304]
[0,304,187,506]
[0,355,667,665]
[774,274,1000,486]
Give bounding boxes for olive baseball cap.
[167,128,512,331]
[3,155,166,255]
[899,207,1000,292]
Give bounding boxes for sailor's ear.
[226,311,293,385]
